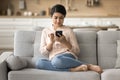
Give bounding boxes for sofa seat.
[8,68,100,80]
[102,69,120,80]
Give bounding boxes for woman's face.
[52,12,65,27]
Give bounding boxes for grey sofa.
[0,30,120,80]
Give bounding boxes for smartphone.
[55,31,63,37]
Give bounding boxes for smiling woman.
[35,4,103,73]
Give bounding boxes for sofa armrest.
[0,61,8,80]
[0,52,13,80]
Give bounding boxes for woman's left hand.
[55,35,72,49]
[55,35,67,44]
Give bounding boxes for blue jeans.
[36,53,84,71]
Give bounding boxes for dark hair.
[50,4,66,17]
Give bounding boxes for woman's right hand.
[48,33,55,43]
[46,33,55,51]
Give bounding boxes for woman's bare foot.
[70,64,88,72]
[88,64,103,73]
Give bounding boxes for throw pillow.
[6,54,27,70]
[115,40,120,68]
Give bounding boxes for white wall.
[0,17,120,49]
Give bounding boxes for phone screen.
[55,31,63,37]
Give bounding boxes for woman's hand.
[46,33,55,51]
[55,35,72,49]
[48,33,55,43]
[55,35,67,44]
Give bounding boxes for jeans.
[36,53,84,71]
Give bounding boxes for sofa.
[0,29,120,80]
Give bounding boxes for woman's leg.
[70,64,88,72]
[36,58,69,71]
[36,54,102,73]
[51,53,85,69]
[51,53,88,71]
[87,64,103,73]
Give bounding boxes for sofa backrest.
[14,31,36,57]
[14,31,44,68]
[97,31,120,69]
[73,29,97,65]
[14,30,97,67]
[14,30,47,57]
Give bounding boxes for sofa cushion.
[14,31,36,57]
[14,31,48,59]
[115,40,120,68]
[73,30,97,64]
[6,54,27,70]
[101,69,120,80]
[97,31,120,69]
[8,69,100,80]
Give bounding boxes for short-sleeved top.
[40,26,80,60]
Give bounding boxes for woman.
[36,4,102,73]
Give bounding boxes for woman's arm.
[40,29,55,56]
[40,29,50,56]
[67,29,80,55]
